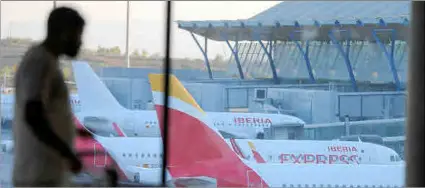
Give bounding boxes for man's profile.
[13,7,85,187]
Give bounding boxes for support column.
[329,30,358,92]
[372,29,401,91]
[223,33,244,79]
[290,32,315,83]
[53,0,57,8]
[190,32,213,79]
[257,40,279,84]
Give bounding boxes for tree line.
[0,64,73,81]
[2,37,227,63]
[1,37,229,76]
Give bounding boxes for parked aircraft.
[72,61,305,139]
[72,74,404,187]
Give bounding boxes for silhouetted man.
[13,7,85,187]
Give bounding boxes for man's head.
[46,7,85,58]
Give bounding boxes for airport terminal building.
[92,2,407,155]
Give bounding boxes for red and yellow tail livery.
[148,73,268,187]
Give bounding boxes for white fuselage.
[233,139,404,165]
[1,93,305,139]
[73,103,304,139]
[93,135,405,187]
[92,135,403,169]
[75,109,303,138]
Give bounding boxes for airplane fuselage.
[72,70,405,187]
[76,132,405,187]
[74,109,304,139]
[2,93,305,139]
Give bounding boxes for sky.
[0,1,281,59]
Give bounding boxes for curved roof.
[177,1,410,42]
[250,1,410,25]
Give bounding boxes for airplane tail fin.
[247,141,266,163]
[148,74,229,166]
[148,74,268,187]
[71,62,125,112]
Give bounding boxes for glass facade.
[232,41,408,84]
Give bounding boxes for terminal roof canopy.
[177,1,410,42]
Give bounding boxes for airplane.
[73,74,404,187]
[71,61,305,139]
[238,139,404,165]
[0,93,405,166]
[101,119,404,166]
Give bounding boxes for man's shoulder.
[23,43,51,61]
[19,44,54,72]
[16,44,54,81]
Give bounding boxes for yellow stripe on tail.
[248,141,257,151]
[148,74,204,114]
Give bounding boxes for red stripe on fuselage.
[112,122,126,137]
[73,116,128,181]
[252,150,266,163]
[154,106,268,187]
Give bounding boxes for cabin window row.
[244,155,363,163]
[122,153,163,158]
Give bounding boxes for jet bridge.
[264,123,304,140]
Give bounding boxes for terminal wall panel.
[338,95,362,117]
[267,88,313,123]
[183,83,203,108]
[226,88,248,109]
[103,78,132,109]
[310,90,339,124]
[361,95,385,118]
[267,88,339,124]
[180,83,225,112]
[338,92,406,119]
[390,95,406,118]
[282,90,313,124]
[200,84,225,112]
[102,77,225,112]
[130,79,151,110]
